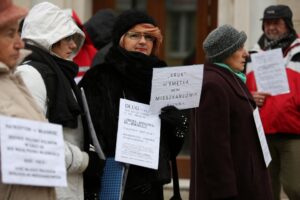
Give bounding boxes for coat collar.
[0,61,10,73]
[0,49,31,74]
[205,63,256,108]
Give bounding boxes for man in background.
[246,5,300,200]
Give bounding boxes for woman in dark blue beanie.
[190,25,273,200]
[79,10,188,200]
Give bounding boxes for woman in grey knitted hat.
[190,25,273,200]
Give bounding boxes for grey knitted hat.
[203,24,247,62]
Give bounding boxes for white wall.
[13,0,92,23]
[217,0,300,50]
[14,0,300,50]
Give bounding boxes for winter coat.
[190,63,273,200]
[79,46,174,199]
[0,60,56,200]
[246,37,300,135]
[16,2,88,200]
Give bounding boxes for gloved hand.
[84,150,105,178]
[159,106,189,157]
[83,150,105,199]
[160,106,187,127]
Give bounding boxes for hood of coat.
[21,2,85,59]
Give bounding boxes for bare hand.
[251,91,271,107]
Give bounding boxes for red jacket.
[246,38,300,134]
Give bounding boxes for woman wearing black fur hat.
[190,25,273,200]
[79,10,188,200]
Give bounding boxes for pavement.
[164,179,189,200]
[163,179,289,200]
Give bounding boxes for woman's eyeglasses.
[125,31,156,42]
[63,35,76,42]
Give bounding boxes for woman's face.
[0,21,24,68]
[52,35,77,59]
[223,46,249,72]
[122,28,155,56]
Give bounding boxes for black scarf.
[24,44,82,128]
[105,46,167,103]
[258,32,297,52]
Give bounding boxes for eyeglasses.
[63,35,76,42]
[125,31,156,42]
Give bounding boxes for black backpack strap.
[23,60,57,119]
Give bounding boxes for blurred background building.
[14,0,300,181]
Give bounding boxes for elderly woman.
[16,2,103,200]
[189,25,273,200]
[79,9,188,200]
[0,0,55,199]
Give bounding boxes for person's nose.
[15,34,24,49]
[138,35,147,43]
[267,22,276,30]
[69,39,77,49]
[243,49,249,57]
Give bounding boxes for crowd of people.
[0,0,299,200]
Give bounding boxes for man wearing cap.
[246,5,300,200]
[0,0,55,199]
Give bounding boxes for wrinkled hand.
[251,91,271,107]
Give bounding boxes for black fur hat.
[112,9,156,46]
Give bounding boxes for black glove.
[84,150,105,178]
[83,150,105,200]
[160,106,187,127]
[159,106,189,157]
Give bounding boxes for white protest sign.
[150,64,203,114]
[253,109,272,167]
[0,115,67,187]
[115,99,160,169]
[251,48,289,95]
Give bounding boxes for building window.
[116,0,146,11]
[168,11,196,58]
[166,0,196,60]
